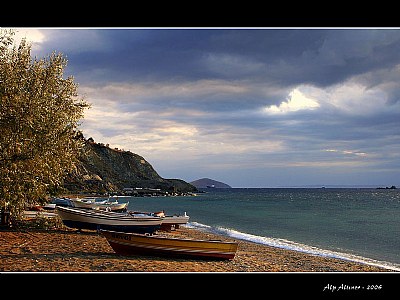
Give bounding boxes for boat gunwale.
[56,206,162,222]
[161,215,190,224]
[70,198,129,210]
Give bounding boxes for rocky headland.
[62,137,197,196]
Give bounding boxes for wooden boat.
[70,198,129,212]
[100,229,239,260]
[129,210,190,231]
[69,198,103,209]
[97,201,129,212]
[56,206,162,234]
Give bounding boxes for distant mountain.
[190,178,232,189]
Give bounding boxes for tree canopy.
[0,29,90,222]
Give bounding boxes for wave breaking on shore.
[186,222,400,272]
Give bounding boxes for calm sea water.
[117,188,400,271]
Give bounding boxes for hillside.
[62,138,197,195]
[190,178,232,189]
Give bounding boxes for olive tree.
[0,29,90,222]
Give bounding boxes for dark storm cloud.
[44,28,399,120]
[37,29,400,90]
[21,27,400,186]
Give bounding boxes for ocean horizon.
[114,187,400,271]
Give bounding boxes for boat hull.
[160,215,190,230]
[100,229,238,260]
[56,206,162,234]
[97,202,128,212]
[129,211,190,230]
[70,199,96,209]
[70,198,128,212]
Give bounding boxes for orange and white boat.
[100,229,238,260]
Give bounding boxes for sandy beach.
[2,220,399,297]
[0,222,394,273]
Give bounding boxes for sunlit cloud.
[5,28,49,55]
[264,88,320,114]
[12,28,46,45]
[292,82,394,115]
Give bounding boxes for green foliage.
[0,29,90,223]
[14,214,67,231]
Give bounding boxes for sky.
[8,27,400,187]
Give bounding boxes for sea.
[116,188,400,271]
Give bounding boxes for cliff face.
[63,140,197,194]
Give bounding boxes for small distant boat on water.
[100,229,239,260]
[56,206,162,234]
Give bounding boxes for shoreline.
[192,224,400,272]
[0,223,395,273]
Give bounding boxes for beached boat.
[97,200,129,212]
[50,197,74,207]
[160,213,190,230]
[56,206,162,234]
[100,229,239,260]
[160,215,189,230]
[69,198,99,209]
[70,198,129,212]
[129,210,190,231]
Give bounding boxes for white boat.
[161,214,190,229]
[56,206,162,234]
[97,200,129,212]
[70,198,129,212]
[129,210,190,230]
[70,198,100,209]
[158,211,190,230]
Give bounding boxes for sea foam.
[186,222,400,272]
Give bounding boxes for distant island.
[190,178,232,189]
[376,185,397,190]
